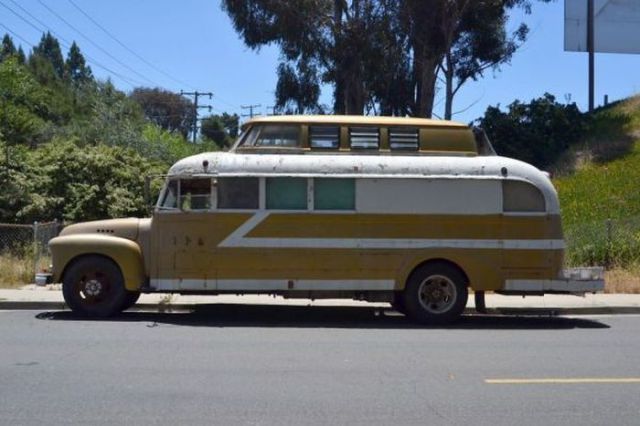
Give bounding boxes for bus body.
[47,115,604,323]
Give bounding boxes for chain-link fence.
[0,221,62,285]
[564,216,640,268]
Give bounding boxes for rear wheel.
[62,256,128,318]
[402,262,468,324]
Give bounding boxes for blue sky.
[1,0,639,123]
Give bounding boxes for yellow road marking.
[486,378,640,384]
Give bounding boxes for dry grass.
[605,265,640,294]
[0,253,33,289]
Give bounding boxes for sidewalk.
[1,285,640,315]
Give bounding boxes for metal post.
[33,221,39,277]
[587,0,595,112]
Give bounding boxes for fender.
[50,234,146,291]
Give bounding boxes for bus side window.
[255,125,300,147]
[310,126,340,149]
[502,180,546,212]
[218,177,259,209]
[314,178,355,210]
[179,178,212,211]
[389,127,419,151]
[350,127,379,150]
[266,177,307,210]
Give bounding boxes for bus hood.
[59,218,142,241]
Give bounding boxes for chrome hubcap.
[418,275,457,314]
[84,279,103,296]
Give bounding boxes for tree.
[31,32,65,79]
[437,1,539,119]
[222,0,368,114]
[0,34,17,62]
[222,0,545,118]
[0,58,47,151]
[275,61,322,114]
[130,87,194,138]
[21,139,165,222]
[477,93,584,169]
[200,113,239,148]
[76,81,145,149]
[65,42,93,85]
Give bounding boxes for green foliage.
[65,42,93,85]
[1,34,17,61]
[554,96,640,267]
[200,113,239,148]
[222,0,545,116]
[130,87,194,138]
[478,93,584,169]
[0,58,48,148]
[70,81,145,149]
[0,32,237,224]
[31,32,65,80]
[142,123,218,164]
[21,139,165,222]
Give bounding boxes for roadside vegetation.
[481,94,640,291]
[0,33,238,287]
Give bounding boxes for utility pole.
[266,106,279,116]
[181,90,213,143]
[241,104,262,119]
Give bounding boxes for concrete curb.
[2,300,640,316]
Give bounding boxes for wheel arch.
[400,257,470,291]
[51,234,146,291]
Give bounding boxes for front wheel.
[62,256,128,318]
[402,263,468,324]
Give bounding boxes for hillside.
[554,96,640,278]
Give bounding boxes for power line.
[0,0,48,37]
[66,0,196,91]
[7,0,73,46]
[0,22,35,48]
[0,19,144,88]
[241,104,262,119]
[36,0,160,87]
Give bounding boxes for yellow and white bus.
[47,115,604,323]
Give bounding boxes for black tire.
[62,255,128,318]
[402,262,468,325]
[120,291,141,312]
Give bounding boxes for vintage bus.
[47,115,604,324]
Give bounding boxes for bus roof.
[241,115,468,130]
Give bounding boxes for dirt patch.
[605,266,640,293]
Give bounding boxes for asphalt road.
[1,305,639,426]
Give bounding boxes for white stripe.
[150,278,395,291]
[227,237,564,250]
[218,210,269,247]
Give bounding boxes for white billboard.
[565,0,640,54]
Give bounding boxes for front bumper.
[35,273,53,286]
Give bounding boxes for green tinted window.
[266,178,307,210]
[314,178,355,210]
